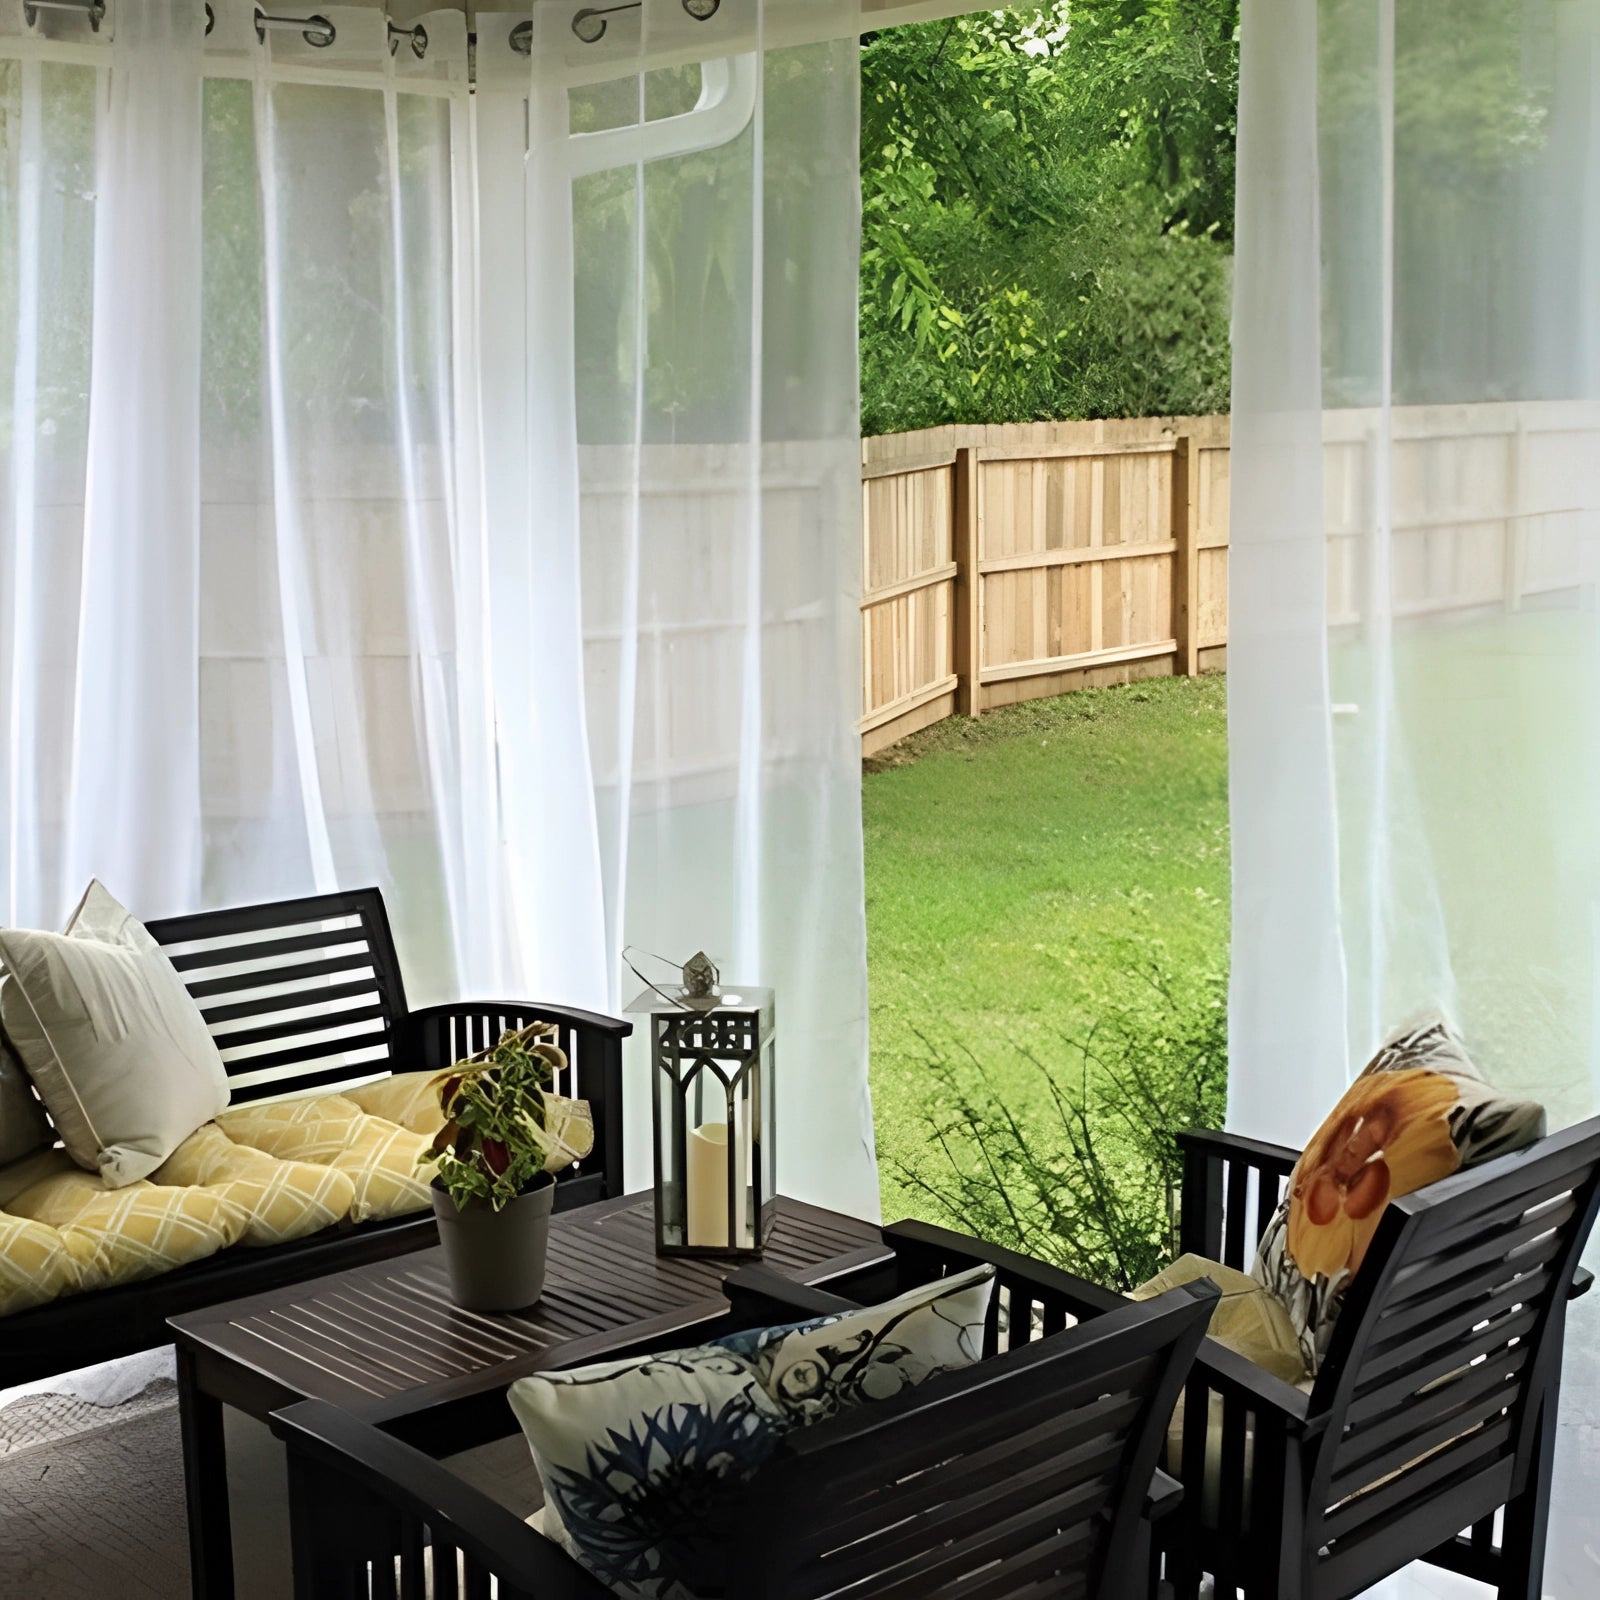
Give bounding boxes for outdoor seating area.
[5,1,1600,1598]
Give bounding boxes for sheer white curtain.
[1231,0,1600,1589]
[0,0,873,1214]
[507,0,874,1209]
[1,1,493,995]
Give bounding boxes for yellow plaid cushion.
[219,1095,436,1225]
[154,1124,356,1247]
[6,1169,247,1292]
[344,1072,447,1136]
[345,1073,594,1175]
[216,1094,367,1164]
[334,1115,435,1223]
[0,1209,85,1317]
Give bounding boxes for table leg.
[177,1344,235,1600]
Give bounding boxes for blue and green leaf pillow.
[507,1262,996,1600]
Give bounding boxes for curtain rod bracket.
[23,0,104,31]
[254,7,335,48]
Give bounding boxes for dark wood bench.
[0,887,629,1387]
[270,1221,1216,1600]
[1164,1117,1600,1600]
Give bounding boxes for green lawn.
[864,674,1230,1225]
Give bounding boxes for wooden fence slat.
[954,447,981,718]
[1172,435,1199,676]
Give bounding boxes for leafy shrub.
[892,939,1227,1290]
[860,2,1240,435]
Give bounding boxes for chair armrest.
[1145,1468,1183,1525]
[1176,1128,1302,1172]
[884,1219,1129,1319]
[723,1266,863,1325]
[1193,1337,1323,1439]
[1571,1266,1594,1301]
[272,1400,610,1600]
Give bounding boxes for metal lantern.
[628,954,775,1259]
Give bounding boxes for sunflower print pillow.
[1252,1015,1544,1374]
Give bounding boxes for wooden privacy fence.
[860,402,1600,754]
[861,415,1230,755]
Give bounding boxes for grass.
[863,673,1230,1224]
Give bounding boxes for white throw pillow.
[0,881,230,1187]
[509,1263,996,1600]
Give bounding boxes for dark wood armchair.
[1164,1116,1600,1600]
[271,1221,1218,1600]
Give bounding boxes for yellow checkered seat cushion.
[0,1207,86,1318]
[217,1093,437,1225]
[153,1123,357,1247]
[4,1165,248,1294]
[0,1082,448,1317]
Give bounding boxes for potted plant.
[424,1021,590,1311]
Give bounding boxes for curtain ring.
[389,20,428,60]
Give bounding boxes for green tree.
[860,1,1239,435]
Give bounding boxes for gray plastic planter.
[431,1170,556,1311]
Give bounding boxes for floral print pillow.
[508,1263,995,1600]
[1252,1015,1544,1374]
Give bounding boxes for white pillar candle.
[686,1122,731,1248]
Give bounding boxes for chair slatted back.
[1303,1117,1600,1597]
[146,888,409,1105]
[738,1282,1216,1600]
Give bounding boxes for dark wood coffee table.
[169,1192,888,1600]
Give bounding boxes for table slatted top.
[171,1195,889,1417]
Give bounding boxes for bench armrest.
[724,1266,864,1325]
[885,1219,1129,1319]
[272,1400,610,1599]
[408,999,632,1054]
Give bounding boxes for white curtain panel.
[1231,0,1600,1590]
[0,0,874,1214]
[506,0,873,1207]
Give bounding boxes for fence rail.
[861,416,1229,755]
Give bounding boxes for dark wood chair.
[0,886,629,1385]
[1163,1116,1600,1600]
[270,1221,1219,1600]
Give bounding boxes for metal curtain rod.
[23,2,431,57]
[254,9,334,46]
[510,0,721,53]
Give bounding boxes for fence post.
[953,445,982,716]
[1171,435,1199,676]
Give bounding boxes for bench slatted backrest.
[1303,1117,1600,1598]
[739,1283,1216,1600]
[146,889,409,1105]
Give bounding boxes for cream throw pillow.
[0,881,231,1187]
